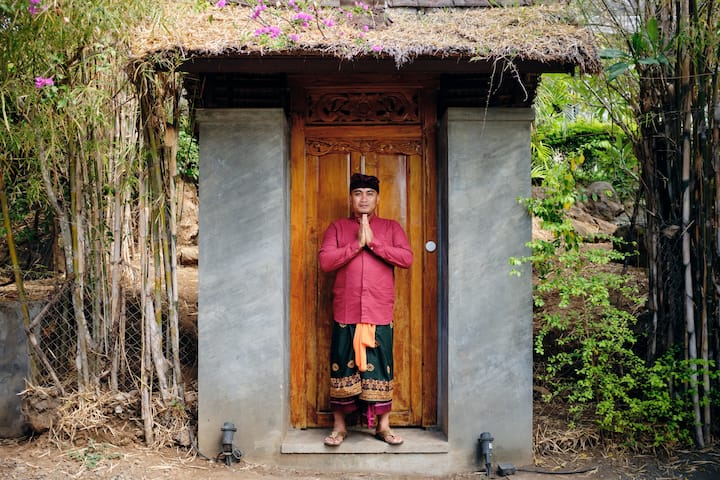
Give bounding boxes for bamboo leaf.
[607,62,631,80]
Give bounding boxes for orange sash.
[352,324,376,372]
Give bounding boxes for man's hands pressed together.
[358,213,374,247]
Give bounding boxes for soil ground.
[1,436,719,480]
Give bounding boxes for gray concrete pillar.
[445,107,534,467]
[196,109,289,457]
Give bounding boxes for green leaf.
[606,62,631,81]
[599,48,629,60]
[630,32,647,56]
[645,17,660,45]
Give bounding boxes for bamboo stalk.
[1,160,68,395]
[138,153,154,445]
[678,3,704,445]
[0,162,37,378]
[154,115,183,399]
[166,79,183,400]
[150,183,171,403]
[70,152,91,389]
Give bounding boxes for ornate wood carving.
[306,138,421,156]
[306,91,419,125]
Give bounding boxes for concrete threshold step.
[281,427,449,454]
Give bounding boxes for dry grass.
[533,401,601,458]
[19,382,193,450]
[131,1,601,73]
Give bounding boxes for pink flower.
[293,12,313,22]
[28,0,44,14]
[322,18,335,27]
[289,34,300,42]
[216,0,227,7]
[254,25,282,38]
[34,76,54,88]
[252,4,266,18]
[371,45,383,53]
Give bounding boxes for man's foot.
[323,430,347,446]
[374,429,403,445]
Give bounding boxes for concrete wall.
[196,109,289,456]
[196,106,534,473]
[445,107,534,467]
[0,302,42,437]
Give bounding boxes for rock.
[178,246,198,266]
[22,394,61,433]
[567,204,618,238]
[173,427,192,447]
[580,181,624,221]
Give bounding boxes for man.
[318,173,413,447]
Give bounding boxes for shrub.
[515,154,710,448]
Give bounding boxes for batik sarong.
[329,322,394,427]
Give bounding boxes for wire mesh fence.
[26,282,198,393]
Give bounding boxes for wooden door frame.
[288,75,438,428]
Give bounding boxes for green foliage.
[0,0,155,274]
[533,74,639,201]
[515,157,707,448]
[535,119,637,199]
[67,439,121,469]
[599,18,671,81]
[177,118,199,184]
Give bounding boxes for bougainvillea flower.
[34,76,54,88]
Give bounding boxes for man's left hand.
[361,214,374,245]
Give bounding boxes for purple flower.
[289,34,300,42]
[293,12,313,22]
[371,44,383,53]
[216,0,227,7]
[322,18,335,27]
[34,76,54,88]
[252,4,266,18]
[254,25,282,38]
[28,0,44,14]
[363,25,369,32]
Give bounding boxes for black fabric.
[349,173,379,194]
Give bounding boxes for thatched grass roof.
[132,1,601,74]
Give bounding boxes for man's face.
[350,188,379,216]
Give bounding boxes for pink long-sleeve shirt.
[318,215,413,325]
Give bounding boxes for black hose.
[516,465,598,475]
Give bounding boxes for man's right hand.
[358,214,367,247]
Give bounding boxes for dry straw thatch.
[132,1,602,73]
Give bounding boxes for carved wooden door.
[289,80,437,428]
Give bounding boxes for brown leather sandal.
[323,430,347,446]
[375,429,403,445]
